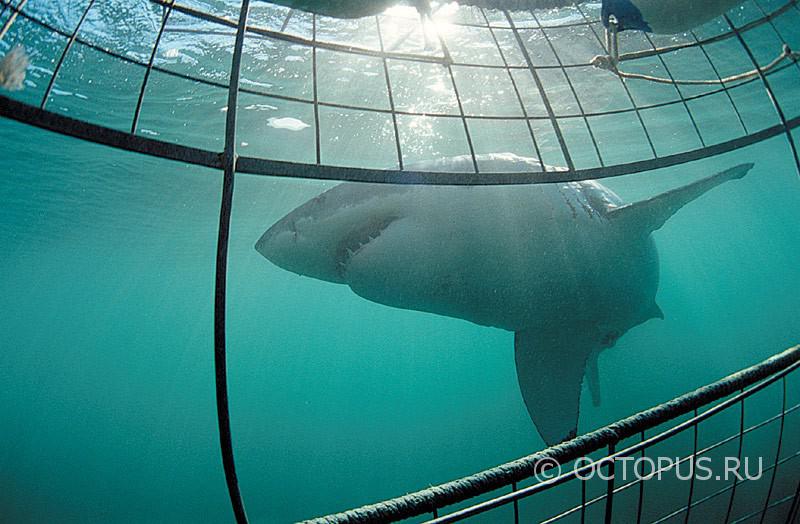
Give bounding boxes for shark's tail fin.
[606,163,755,233]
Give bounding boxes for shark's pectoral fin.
[607,163,754,233]
[514,331,595,446]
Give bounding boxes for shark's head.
[255,183,410,284]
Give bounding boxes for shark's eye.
[601,331,619,346]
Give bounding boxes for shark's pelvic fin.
[514,330,596,446]
[607,163,754,233]
[650,302,665,320]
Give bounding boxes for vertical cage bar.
[40,0,96,109]
[641,31,707,148]
[724,396,747,524]
[311,14,320,164]
[724,14,800,178]
[580,477,586,524]
[753,0,800,78]
[482,8,546,170]
[604,443,616,524]
[214,1,251,523]
[131,0,174,134]
[689,29,747,137]
[0,0,26,42]
[279,8,294,32]
[577,4,658,158]
[504,10,574,171]
[788,478,800,523]
[636,431,646,524]
[684,409,700,523]
[441,51,479,173]
[512,481,520,524]
[759,377,787,523]
[530,10,604,167]
[375,15,404,170]
[383,3,445,55]
[781,1,800,77]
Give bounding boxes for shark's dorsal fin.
[514,331,597,446]
[606,163,754,233]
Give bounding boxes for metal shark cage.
[1,0,799,523]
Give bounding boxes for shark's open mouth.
[335,215,397,276]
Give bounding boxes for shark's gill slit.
[335,215,398,273]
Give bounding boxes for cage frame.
[1,2,800,523]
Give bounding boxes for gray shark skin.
[255,154,754,446]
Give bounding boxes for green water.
[2,1,800,523]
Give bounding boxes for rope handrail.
[303,344,800,524]
[595,43,800,86]
[607,0,798,64]
[594,12,800,86]
[542,402,800,523]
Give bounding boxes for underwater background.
[2,1,800,522]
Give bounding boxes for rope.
[592,16,800,86]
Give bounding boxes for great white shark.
[255,154,754,445]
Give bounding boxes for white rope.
[592,17,800,86]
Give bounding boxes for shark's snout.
[255,217,293,255]
[255,183,406,284]
[254,214,328,279]
[254,227,273,254]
